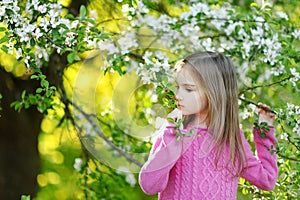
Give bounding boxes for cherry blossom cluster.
[0,0,101,69]
[116,166,136,187]
[136,51,172,85]
[114,1,299,85]
[279,103,300,137]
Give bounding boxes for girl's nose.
[175,93,183,101]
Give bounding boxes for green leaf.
[30,75,39,80]
[65,13,75,19]
[67,51,76,63]
[10,101,22,112]
[261,132,267,138]
[21,90,26,99]
[80,5,87,18]
[74,54,81,61]
[30,39,35,47]
[0,27,6,32]
[242,188,249,195]
[167,117,175,123]
[156,85,163,94]
[28,95,37,104]
[41,79,49,88]
[1,45,9,53]
[46,90,52,97]
[250,2,258,8]
[36,88,43,93]
[21,195,31,200]
[0,35,9,44]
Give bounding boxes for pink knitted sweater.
[139,126,278,200]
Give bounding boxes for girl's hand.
[257,103,275,126]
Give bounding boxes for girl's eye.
[186,88,193,92]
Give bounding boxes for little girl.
[139,52,278,199]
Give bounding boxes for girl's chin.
[182,111,197,116]
[182,111,191,116]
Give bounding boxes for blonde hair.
[181,52,246,176]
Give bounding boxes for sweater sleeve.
[241,126,278,191]
[138,126,194,195]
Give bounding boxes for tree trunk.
[0,68,43,200]
[0,0,88,199]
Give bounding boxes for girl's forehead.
[176,66,198,83]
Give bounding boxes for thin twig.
[239,75,293,95]
[239,97,277,114]
[280,124,300,151]
[277,153,300,162]
[70,100,143,167]
[97,17,128,25]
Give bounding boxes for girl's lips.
[178,104,183,108]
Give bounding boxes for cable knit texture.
[139,126,278,200]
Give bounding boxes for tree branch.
[70,100,143,167]
[239,97,277,114]
[239,75,293,95]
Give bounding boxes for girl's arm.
[241,127,278,190]
[138,126,194,194]
[241,103,278,191]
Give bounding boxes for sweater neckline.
[186,125,208,130]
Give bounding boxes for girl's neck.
[188,115,207,128]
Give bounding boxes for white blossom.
[122,4,135,13]
[16,48,23,59]
[292,29,300,39]
[16,28,30,43]
[290,68,300,86]
[237,28,248,40]
[73,158,82,172]
[116,166,136,187]
[32,28,43,39]
[117,32,138,54]
[84,37,96,48]
[71,20,80,28]
[49,3,62,13]
[0,6,5,17]
[280,132,288,141]
[65,32,76,47]
[39,17,50,31]
[157,32,176,48]
[136,1,149,14]
[89,10,98,20]
[242,41,253,58]
[276,11,288,20]
[24,56,31,68]
[292,124,300,136]
[193,2,210,16]
[6,43,13,54]
[99,40,119,55]
[201,38,215,52]
[261,34,281,65]
[181,22,199,37]
[58,18,71,28]
[37,4,47,13]
[35,46,49,61]
[250,27,264,46]
[270,64,285,76]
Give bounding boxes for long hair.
[181,51,246,176]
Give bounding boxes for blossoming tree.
[0,0,299,199]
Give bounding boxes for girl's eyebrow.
[182,83,196,87]
[176,82,197,87]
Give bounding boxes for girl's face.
[175,65,208,120]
